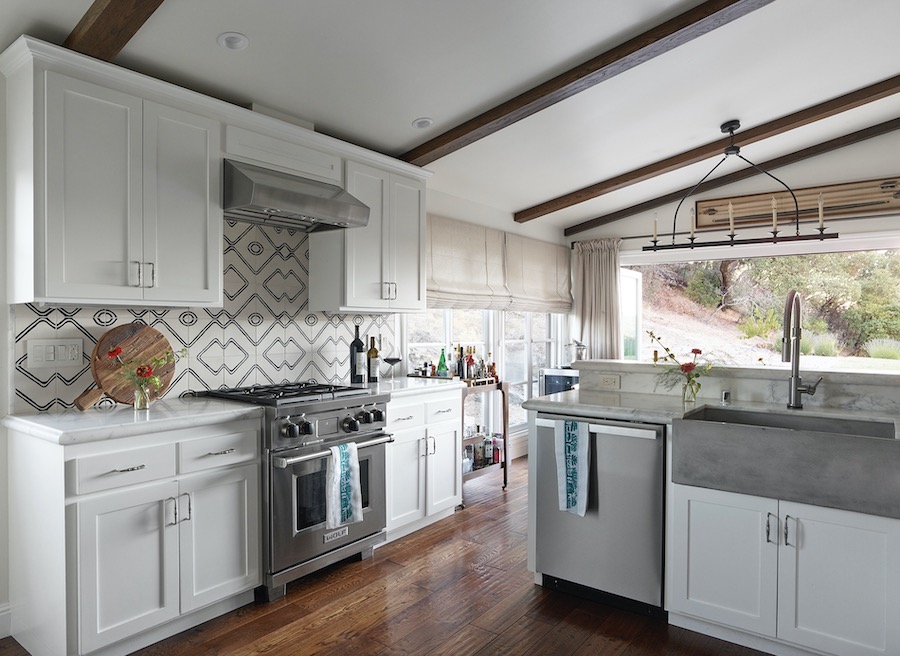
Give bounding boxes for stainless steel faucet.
[781,290,823,409]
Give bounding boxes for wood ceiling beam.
[564,116,900,237]
[399,0,774,167]
[520,73,900,224]
[64,0,166,61]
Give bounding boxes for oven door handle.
[272,434,394,468]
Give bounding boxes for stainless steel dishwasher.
[533,413,665,615]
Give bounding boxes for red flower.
[135,365,153,378]
[691,348,702,355]
[680,362,696,374]
[107,346,123,359]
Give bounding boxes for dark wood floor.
[0,457,770,655]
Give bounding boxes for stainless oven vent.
[223,159,369,232]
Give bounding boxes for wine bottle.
[350,326,365,384]
[437,348,448,377]
[367,336,380,382]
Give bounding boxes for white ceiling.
[3,0,900,239]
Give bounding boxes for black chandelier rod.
[735,153,802,236]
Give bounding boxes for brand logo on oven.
[323,526,349,543]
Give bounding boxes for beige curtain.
[573,238,622,359]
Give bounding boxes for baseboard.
[668,612,824,656]
[0,602,10,638]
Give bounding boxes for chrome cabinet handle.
[766,512,777,544]
[383,282,391,300]
[428,436,436,455]
[208,448,236,456]
[396,415,414,421]
[131,261,143,287]
[177,493,191,523]
[435,408,453,414]
[419,437,427,458]
[165,496,177,526]
[110,464,146,474]
[391,282,398,300]
[784,514,793,547]
[147,262,156,288]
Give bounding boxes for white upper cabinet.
[2,44,223,307]
[308,160,426,313]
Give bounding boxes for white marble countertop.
[368,376,466,399]
[2,398,264,445]
[523,389,900,431]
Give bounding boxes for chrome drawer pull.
[110,464,146,473]
[396,415,414,421]
[208,448,236,456]
[435,408,453,414]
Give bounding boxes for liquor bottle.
[367,336,380,382]
[350,326,365,384]
[436,348,448,377]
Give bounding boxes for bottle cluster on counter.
[462,425,503,473]
[412,344,499,384]
[349,326,381,384]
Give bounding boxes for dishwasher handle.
[535,416,661,440]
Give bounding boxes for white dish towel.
[554,419,589,516]
[325,441,363,529]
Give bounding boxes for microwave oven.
[538,368,579,396]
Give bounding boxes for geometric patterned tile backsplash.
[13,220,398,413]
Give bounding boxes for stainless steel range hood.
[223,159,369,231]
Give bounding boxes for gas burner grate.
[202,382,372,407]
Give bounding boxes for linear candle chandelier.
[644,120,839,251]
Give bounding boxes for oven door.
[270,434,388,573]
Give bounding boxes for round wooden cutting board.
[75,323,176,410]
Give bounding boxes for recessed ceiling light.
[411,117,433,129]
[217,32,249,51]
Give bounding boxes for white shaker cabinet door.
[343,160,390,310]
[669,484,778,637]
[178,464,260,612]
[45,71,145,302]
[77,481,180,654]
[426,422,462,516]
[777,502,900,656]
[142,101,222,305]
[386,426,427,531]
[387,173,426,311]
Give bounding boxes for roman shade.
[426,215,572,313]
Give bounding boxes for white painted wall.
[427,187,566,245]
[571,130,900,263]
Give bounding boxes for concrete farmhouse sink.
[672,406,900,519]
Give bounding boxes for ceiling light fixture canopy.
[644,120,838,251]
[217,32,249,51]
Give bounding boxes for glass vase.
[134,386,152,411]
[682,382,698,405]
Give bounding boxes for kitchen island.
[525,375,900,656]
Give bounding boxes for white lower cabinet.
[670,484,900,656]
[386,389,462,537]
[8,418,261,656]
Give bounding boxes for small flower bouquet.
[647,330,712,403]
[108,345,186,409]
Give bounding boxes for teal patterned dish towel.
[326,442,363,529]
[554,419,589,516]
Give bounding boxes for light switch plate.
[597,374,620,391]
[27,338,83,369]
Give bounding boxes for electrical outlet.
[598,374,620,391]
[27,338,83,369]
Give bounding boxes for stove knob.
[341,417,360,433]
[281,421,300,439]
[298,420,313,435]
[356,410,374,424]
[371,408,385,422]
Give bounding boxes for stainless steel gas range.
[203,382,391,601]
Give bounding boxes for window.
[404,309,566,432]
[625,250,900,372]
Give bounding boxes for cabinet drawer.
[73,444,176,494]
[225,125,341,183]
[178,429,258,474]
[388,403,425,430]
[426,397,461,424]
